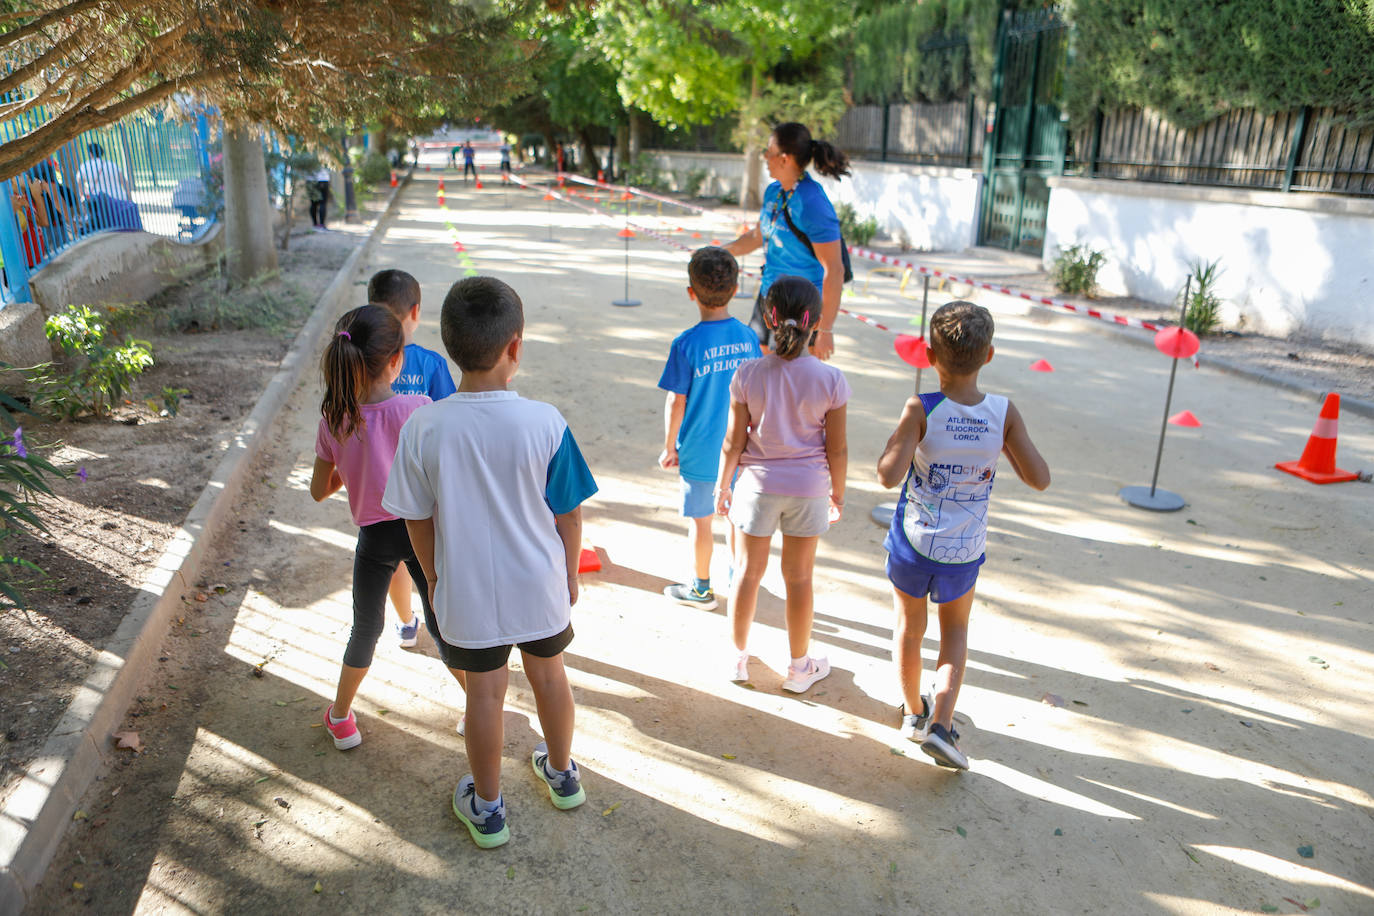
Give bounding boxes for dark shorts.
[887,555,980,604]
[422,608,574,673]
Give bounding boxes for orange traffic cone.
[389,171,398,188]
[438,178,445,191]
[1276,393,1359,484]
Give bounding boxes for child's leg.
[522,651,574,771]
[333,528,400,717]
[691,515,714,581]
[403,554,465,694]
[930,587,977,728]
[729,532,772,651]
[892,586,930,715]
[388,565,414,624]
[463,665,510,802]
[778,534,820,659]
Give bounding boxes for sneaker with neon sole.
[663,582,718,610]
[531,742,587,810]
[781,655,830,694]
[452,774,509,848]
[322,704,361,750]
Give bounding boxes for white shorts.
[728,488,829,538]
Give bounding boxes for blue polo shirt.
[658,317,761,482]
[392,343,456,401]
[758,174,841,296]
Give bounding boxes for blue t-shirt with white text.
[658,317,761,482]
[392,343,456,401]
[758,174,841,297]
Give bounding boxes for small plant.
[147,386,190,418]
[626,152,665,191]
[354,150,391,190]
[160,268,309,334]
[1051,243,1108,296]
[683,168,709,198]
[32,305,154,419]
[836,202,880,246]
[1181,259,1224,335]
[720,189,739,206]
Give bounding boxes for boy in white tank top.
[876,301,1051,769]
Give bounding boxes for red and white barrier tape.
[552,171,737,224]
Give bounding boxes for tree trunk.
[615,122,629,181]
[629,111,643,166]
[578,127,600,177]
[222,126,278,285]
[339,132,359,223]
[279,166,295,252]
[741,70,764,211]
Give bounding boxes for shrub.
[683,168,709,198]
[837,202,880,246]
[355,151,392,190]
[32,306,154,420]
[1051,243,1108,296]
[1182,259,1224,335]
[0,376,67,605]
[626,152,666,191]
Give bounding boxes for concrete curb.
[968,285,1374,421]
[0,176,409,914]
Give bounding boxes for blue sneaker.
[664,582,717,610]
[396,614,422,648]
[899,693,934,742]
[452,774,510,848]
[920,723,968,770]
[531,742,586,810]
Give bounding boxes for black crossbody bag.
[778,195,854,283]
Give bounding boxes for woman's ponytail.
[773,122,851,181]
[765,275,823,360]
[320,305,404,440]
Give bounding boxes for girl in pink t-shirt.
[715,276,850,693]
[310,305,440,750]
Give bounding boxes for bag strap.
[778,193,819,264]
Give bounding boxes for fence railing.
[834,100,987,168]
[1070,105,1374,197]
[0,106,217,307]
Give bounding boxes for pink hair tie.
[338,330,352,340]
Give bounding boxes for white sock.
[791,655,808,670]
[329,708,349,725]
[475,792,500,812]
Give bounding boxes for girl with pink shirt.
[715,276,850,693]
[310,305,439,750]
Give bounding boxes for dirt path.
[28,172,1374,914]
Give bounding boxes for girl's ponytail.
[765,275,822,360]
[320,304,404,439]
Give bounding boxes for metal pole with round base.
[612,226,640,307]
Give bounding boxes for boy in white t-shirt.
[382,276,597,849]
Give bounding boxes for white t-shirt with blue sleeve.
[381,390,597,649]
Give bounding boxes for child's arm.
[309,457,343,502]
[659,392,685,469]
[553,507,582,607]
[823,404,848,519]
[1002,400,1051,490]
[876,397,928,488]
[404,516,438,605]
[714,399,750,515]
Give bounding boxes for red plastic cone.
[617,227,634,238]
[475,180,483,189]
[1276,393,1359,484]
[438,179,445,191]
[1030,359,1055,372]
[620,191,633,201]
[389,171,398,188]
[894,335,930,368]
[1154,326,1200,360]
[543,191,556,201]
[1169,410,1201,427]
[691,232,702,239]
[577,547,601,573]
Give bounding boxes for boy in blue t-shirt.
[657,247,762,609]
[367,269,457,648]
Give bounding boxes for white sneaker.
[456,716,466,736]
[781,656,831,694]
[730,652,750,683]
[899,693,934,742]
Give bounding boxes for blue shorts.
[887,555,980,604]
[681,477,716,519]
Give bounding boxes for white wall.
[1045,177,1374,347]
[645,151,982,252]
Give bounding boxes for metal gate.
[979,9,1069,255]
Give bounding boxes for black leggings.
[463,161,477,181]
[342,519,431,668]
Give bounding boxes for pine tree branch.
[0,0,112,53]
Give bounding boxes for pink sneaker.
[323,704,362,750]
